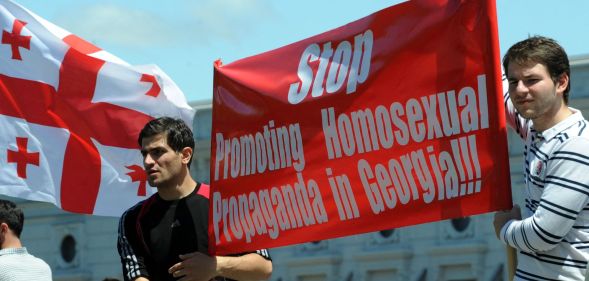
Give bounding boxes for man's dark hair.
[0,199,24,238]
[138,117,195,167]
[503,36,571,104]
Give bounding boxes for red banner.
[210,0,510,255]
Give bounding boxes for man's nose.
[514,80,528,93]
[144,154,155,167]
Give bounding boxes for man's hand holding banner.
[211,0,511,254]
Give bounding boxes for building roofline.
[189,99,213,110]
[571,54,589,66]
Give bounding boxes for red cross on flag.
[0,0,194,216]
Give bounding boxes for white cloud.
[56,4,174,47]
[54,0,276,48]
[189,0,276,44]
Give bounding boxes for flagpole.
[506,246,517,280]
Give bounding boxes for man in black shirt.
[117,117,272,281]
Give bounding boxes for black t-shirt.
[118,183,211,281]
[118,183,270,281]
[140,186,210,280]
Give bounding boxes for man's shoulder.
[556,133,589,150]
[196,182,210,199]
[550,117,589,149]
[121,194,158,219]
[0,250,49,266]
[548,134,589,170]
[28,254,51,270]
[187,183,211,204]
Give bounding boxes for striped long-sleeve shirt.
[502,78,589,280]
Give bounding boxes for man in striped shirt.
[0,199,52,281]
[494,36,589,280]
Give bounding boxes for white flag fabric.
[0,0,194,216]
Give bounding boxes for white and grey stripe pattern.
[117,202,148,281]
[0,247,52,281]
[502,79,589,280]
[256,249,271,259]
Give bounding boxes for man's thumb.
[179,252,198,260]
[512,204,522,219]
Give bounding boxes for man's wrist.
[215,255,228,276]
[500,219,514,242]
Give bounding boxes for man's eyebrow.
[141,145,165,153]
[507,73,540,80]
[140,146,156,152]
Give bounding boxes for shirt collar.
[0,247,28,256]
[533,108,585,141]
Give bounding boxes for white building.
[2,54,588,281]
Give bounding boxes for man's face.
[507,62,564,123]
[140,133,186,188]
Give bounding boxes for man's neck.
[157,174,197,201]
[1,237,23,249]
[533,104,573,132]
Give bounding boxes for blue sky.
[13,0,589,103]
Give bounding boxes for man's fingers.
[179,251,198,260]
[172,269,183,277]
[169,262,183,274]
[512,204,522,219]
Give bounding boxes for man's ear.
[0,223,5,246]
[181,147,193,165]
[556,73,569,94]
[0,222,8,234]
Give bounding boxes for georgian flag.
[0,0,194,216]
